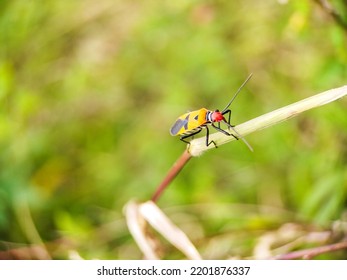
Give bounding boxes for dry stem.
[189,85,347,156]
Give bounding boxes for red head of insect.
[211,110,225,122]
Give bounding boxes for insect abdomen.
[179,126,204,137]
[170,109,210,136]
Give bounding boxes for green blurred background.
[1,0,347,259]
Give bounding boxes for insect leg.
[206,126,217,148]
[222,109,232,126]
[211,122,239,140]
[218,109,254,151]
[179,128,202,144]
[220,109,239,139]
[219,121,254,152]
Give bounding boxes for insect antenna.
[221,73,253,114]
[229,126,254,152]
[222,120,254,152]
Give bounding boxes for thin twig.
[314,0,347,32]
[271,240,347,259]
[151,150,192,202]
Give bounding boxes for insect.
[170,74,253,151]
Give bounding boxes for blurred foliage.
[0,0,347,259]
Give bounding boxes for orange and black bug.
[170,74,253,150]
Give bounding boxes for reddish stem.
[151,149,192,202]
[272,240,347,260]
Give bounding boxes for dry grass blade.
[189,85,347,156]
[139,201,202,260]
[124,200,159,260]
[125,200,201,260]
